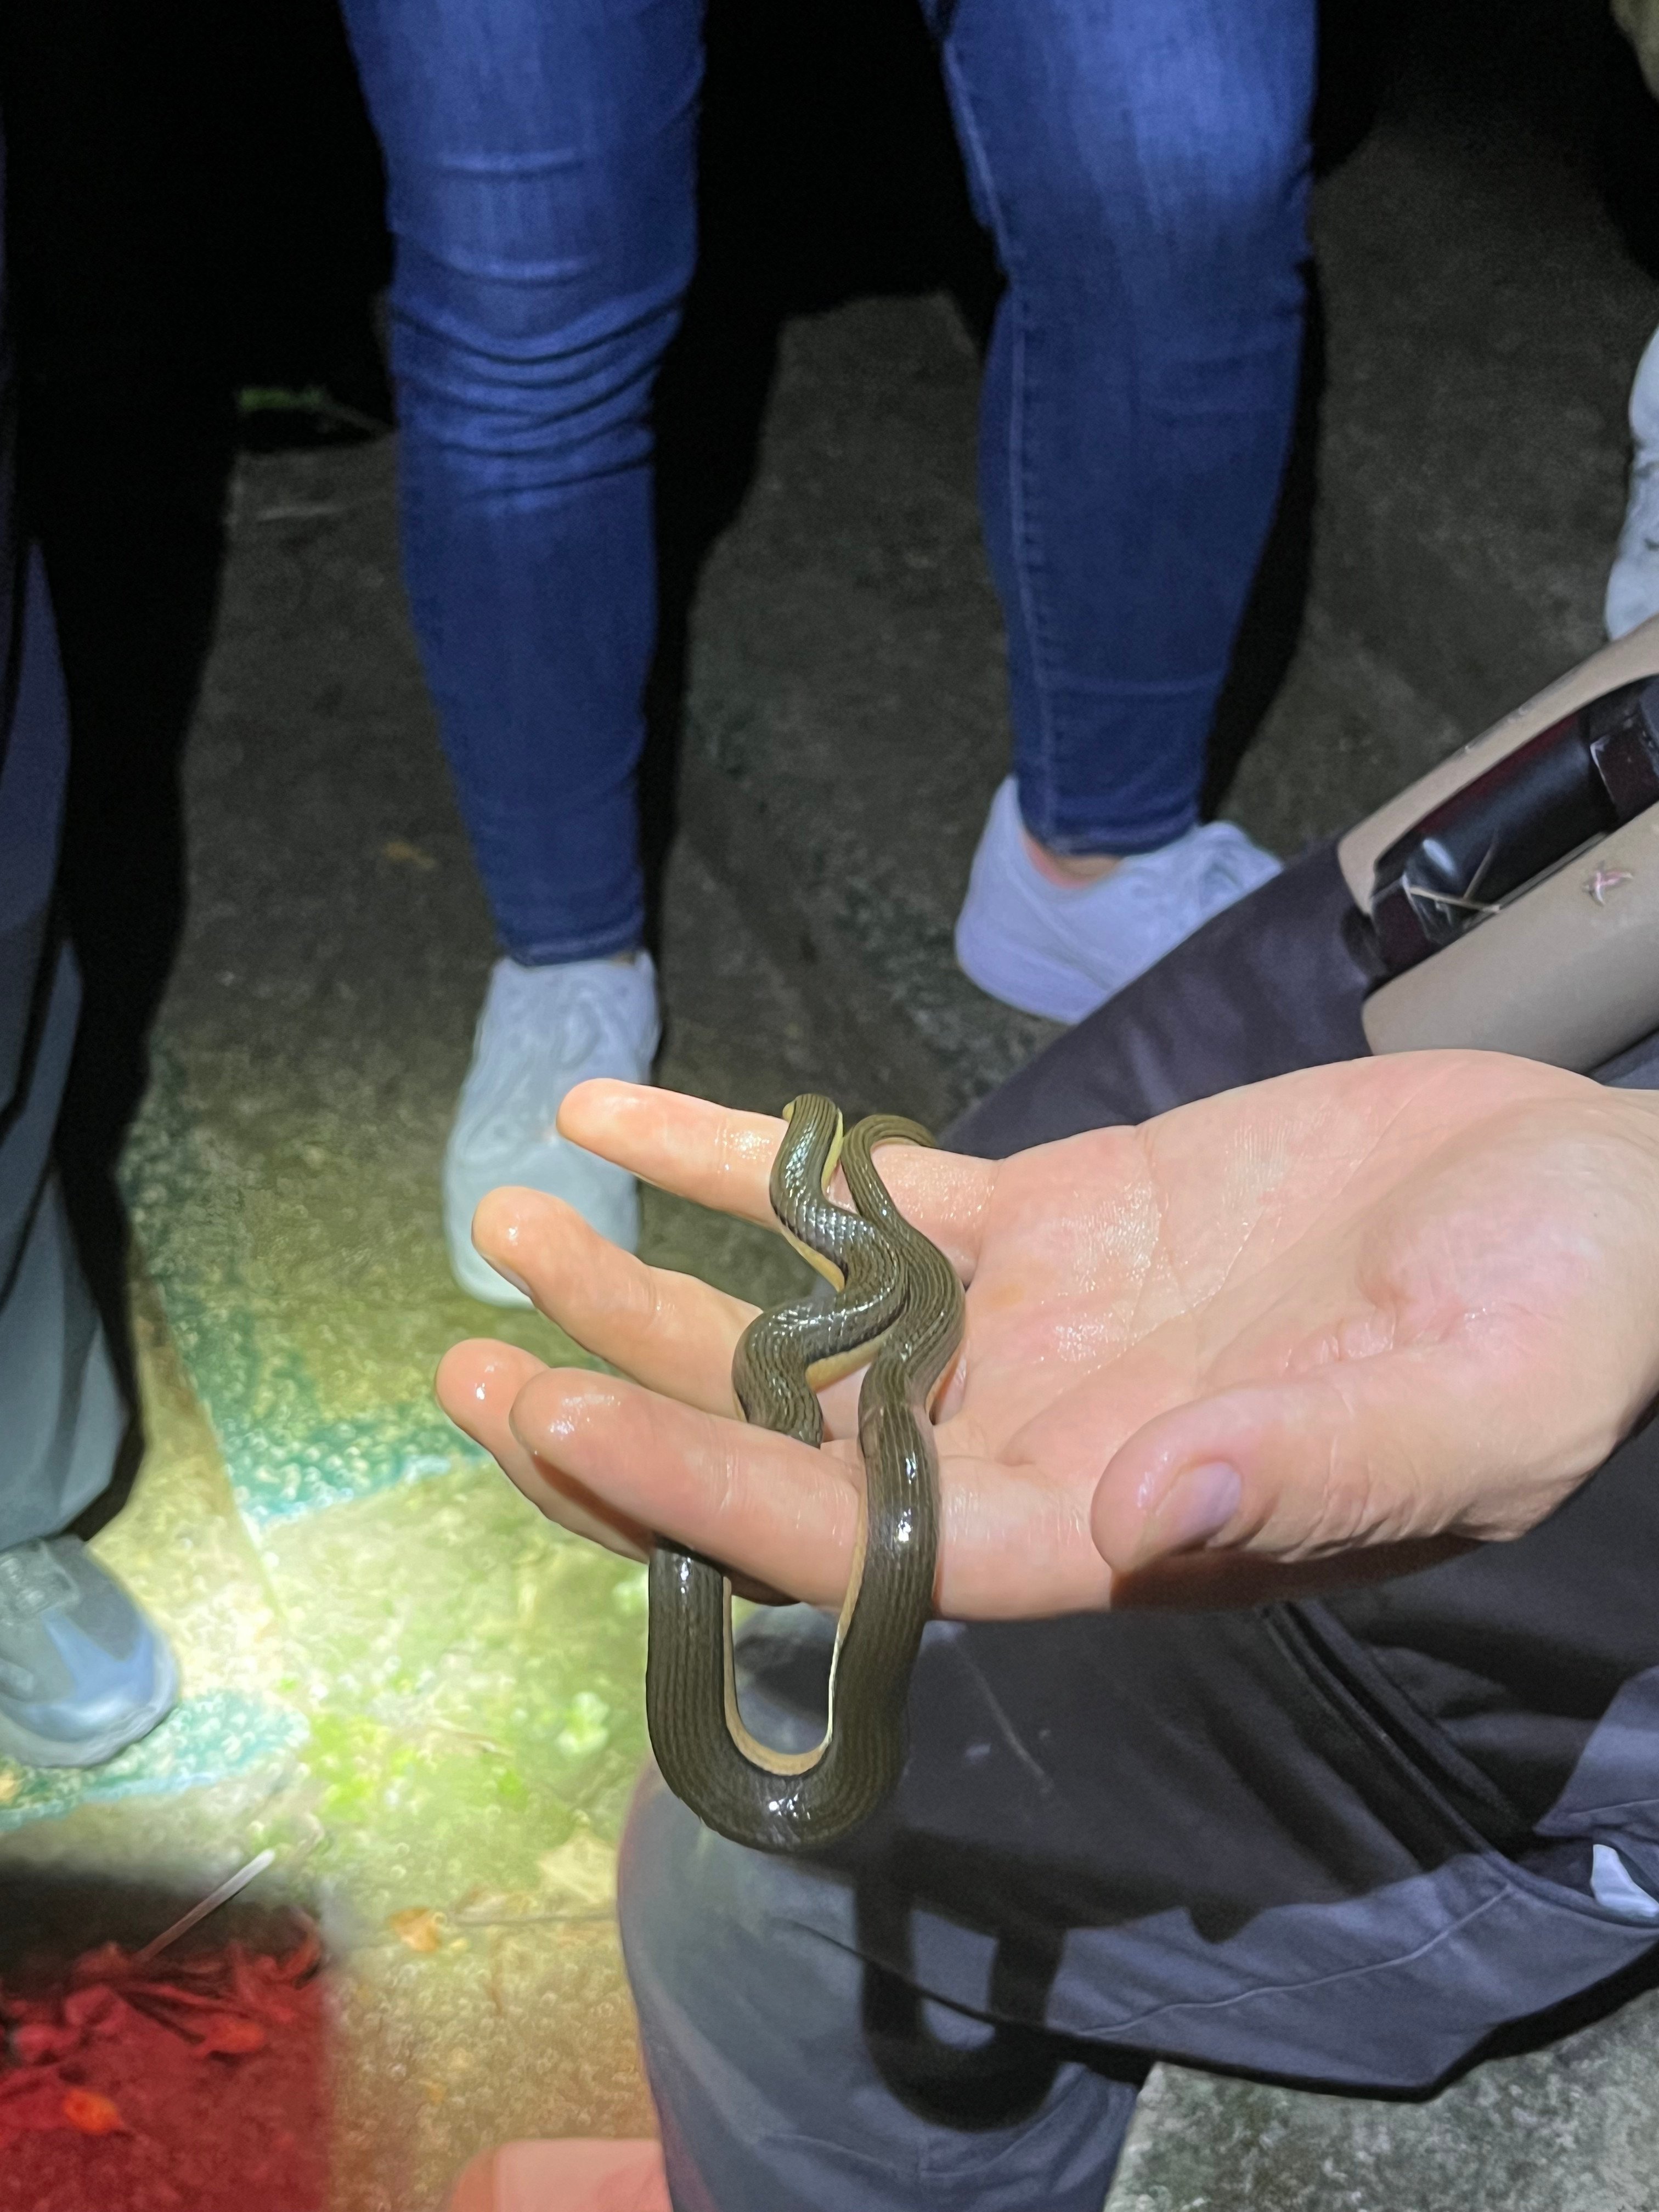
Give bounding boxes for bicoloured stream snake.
[645,1094,965,1854]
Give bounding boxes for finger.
[1090,1341,1617,1577]
[557,1079,996,1274]
[473,1186,753,1417]
[507,1369,1116,1620]
[558,1082,784,1227]
[436,1340,652,1562]
[509,1365,863,1604]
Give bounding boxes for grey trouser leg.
[0,549,124,1549]
[620,846,1659,2212]
[622,1703,1141,2212]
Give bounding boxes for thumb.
[1090,1345,1595,1579]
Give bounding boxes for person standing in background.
[0,129,178,1772]
[336,0,1312,1302]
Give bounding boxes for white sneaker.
[1607,323,1659,641]
[955,778,1282,1024]
[443,952,661,1305]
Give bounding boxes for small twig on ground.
[131,1849,278,1969]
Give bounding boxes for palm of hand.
[437,1054,1659,1618]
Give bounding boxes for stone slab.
[1108,1999,1659,2212]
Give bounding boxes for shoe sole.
[448,1240,535,1307]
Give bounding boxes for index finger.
[557,1080,996,1275]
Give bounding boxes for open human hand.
[436,1055,1659,1613]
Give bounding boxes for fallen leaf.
[536,1826,617,1914]
[62,2087,126,2135]
[12,2021,82,2064]
[191,2015,268,2057]
[64,1985,123,2030]
[387,1908,445,1954]
[381,839,437,871]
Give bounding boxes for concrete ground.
[5,3,1659,2208]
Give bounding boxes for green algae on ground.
[257,1463,651,1934]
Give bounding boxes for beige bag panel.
[1361,800,1659,1068]
[1344,614,1659,1069]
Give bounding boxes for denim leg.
[340,0,702,961]
[933,0,1314,854]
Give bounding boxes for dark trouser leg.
[623,1580,1659,2211]
[622,1750,1142,2212]
[0,553,125,1549]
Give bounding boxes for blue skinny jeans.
[341,0,1313,964]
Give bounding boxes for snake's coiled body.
[645,1095,965,1854]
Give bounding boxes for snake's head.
[778,1096,845,1191]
